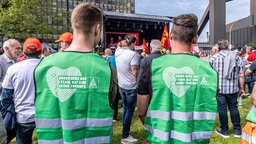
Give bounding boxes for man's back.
[145,54,218,143]
[3,59,40,123]
[210,50,244,94]
[137,51,162,96]
[35,52,114,143]
[115,47,140,89]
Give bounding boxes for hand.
[144,140,149,144]
[238,89,245,97]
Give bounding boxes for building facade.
[0,0,135,49]
[226,15,256,48]
[88,0,135,13]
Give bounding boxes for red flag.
[142,38,149,53]
[161,25,171,48]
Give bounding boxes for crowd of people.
[0,2,255,144]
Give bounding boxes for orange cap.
[55,32,73,43]
[23,38,42,52]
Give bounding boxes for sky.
[135,0,250,42]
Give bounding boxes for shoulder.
[128,51,140,59]
[0,55,4,60]
[140,57,149,66]
[6,63,20,75]
[251,60,256,67]
[9,60,25,69]
[0,55,6,63]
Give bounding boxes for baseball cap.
[241,47,246,53]
[55,32,73,43]
[23,38,42,52]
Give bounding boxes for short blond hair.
[71,2,103,34]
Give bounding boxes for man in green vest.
[34,3,117,144]
[137,14,218,144]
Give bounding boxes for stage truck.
[100,11,172,50]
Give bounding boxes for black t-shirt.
[250,60,256,72]
[137,51,162,96]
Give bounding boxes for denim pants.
[119,87,137,139]
[16,122,35,144]
[112,87,121,120]
[217,93,241,135]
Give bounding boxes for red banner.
[161,25,171,49]
[142,38,149,53]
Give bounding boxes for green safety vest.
[145,54,218,144]
[34,52,113,144]
[245,105,256,123]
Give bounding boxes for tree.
[0,0,70,41]
[248,43,255,48]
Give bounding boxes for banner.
[142,38,149,53]
[161,25,171,49]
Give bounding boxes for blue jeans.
[119,87,137,138]
[217,93,241,135]
[16,122,35,144]
[249,82,255,94]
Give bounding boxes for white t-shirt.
[115,47,140,89]
[2,58,40,123]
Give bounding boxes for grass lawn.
[112,96,252,144]
[9,96,252,144]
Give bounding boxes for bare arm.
[245,68,253,76]
[238,71,245,96]
[137,94,150,124]
[131,65,139,83]
[109,66,117,108]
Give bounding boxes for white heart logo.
[163,66,195,97]
[46,67,82,102]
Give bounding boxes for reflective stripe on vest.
[241,121,256,144]
[242,132,256,143]
[146,110,216,121]
[145,124,212,142]
[38,136,110,144]
[35,118,112,130]
[252,105,256,112]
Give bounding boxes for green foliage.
[0,0,70,40]
[0,0,10,9]
[248,43,255,48]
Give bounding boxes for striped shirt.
[210,50,245,94]
[241,57,249,66]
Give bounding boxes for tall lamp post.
[206,32,209,43]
